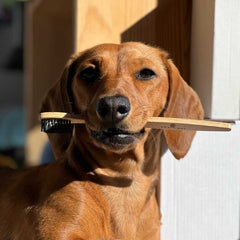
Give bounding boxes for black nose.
[97,95,131,123]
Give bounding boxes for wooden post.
[75,0,158,52]
[24,0,74,128]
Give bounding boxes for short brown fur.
[0,42,204,240]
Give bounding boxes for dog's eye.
[135,68,156,81]
[79,66,100,84]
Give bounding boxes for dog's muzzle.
[89,95,144,148]
[90,127,145,147]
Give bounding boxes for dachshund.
[0,42,204,240]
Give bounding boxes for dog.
[0,42,204,240]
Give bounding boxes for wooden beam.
[24,0,74,128]
[75,0,158,52]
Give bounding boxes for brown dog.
[0,42,203,240]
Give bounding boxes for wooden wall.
[25,0,191,128]
[25,0,74,128]
[121,0,192,84]
[75,0,157,51]
[76,0,192,83]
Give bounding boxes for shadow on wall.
[121,0,192,84]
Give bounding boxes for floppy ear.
[40,54,79,159]
[163,60,204,159]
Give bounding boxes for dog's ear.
[41,54,79,113]
[40,54,79,159]
[163,59,204,159]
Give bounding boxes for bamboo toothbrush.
[40,112,233,133]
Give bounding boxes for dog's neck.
[66,125,162,238]
[68,125,162,178]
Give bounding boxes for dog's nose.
[97,95,131,122]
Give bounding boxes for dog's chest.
[99,175,152,239]
[36,176,157,240]
[37,181,115,239]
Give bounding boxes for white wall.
[190,0,240,120]
[211,0,240,119]
[162,0,240,238]
[161,121,240,240]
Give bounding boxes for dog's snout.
[97,95,131,122]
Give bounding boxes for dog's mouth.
[90,127,145,147]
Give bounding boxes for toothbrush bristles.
[41,118,72,133]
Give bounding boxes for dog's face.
[41,42,204,159]
[71,43,169,151]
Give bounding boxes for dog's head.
[41,42,204,159]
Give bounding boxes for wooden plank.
[75,0,157,52]
[24,0,74,128]
[75,0,191,83]
[121,0,192,84]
